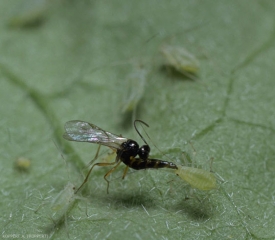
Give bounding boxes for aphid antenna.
[215,172,226,183]
[181,141,199,167]
[182,143,214,170]
[90,35,154,73]
[134,120,175,163]
[159,21,209,53]
[52,140,71,179]
[144,32,160,44]
[52,140,65,161]
[209,157,214,172]
[181,151,191,166]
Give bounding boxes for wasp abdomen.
[123,157,178,170]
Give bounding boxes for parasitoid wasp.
[63,120,178,193]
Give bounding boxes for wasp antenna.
[135,120,175,162]
[134,120,149,145]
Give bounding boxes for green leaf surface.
[1,0,275,239]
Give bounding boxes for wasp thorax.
[120,140,139,158]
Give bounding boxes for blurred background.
[1,0,275,239]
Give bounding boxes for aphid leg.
[188,141,197,167]
[34,202,46,214]
[102,149,117,163]
[103,161,122,194]
[122,166,129,179]
[181,151,191,166]
[189,141,197,157]
[75,161,117,194]
[209,157,214,172]
[182,142,198,167]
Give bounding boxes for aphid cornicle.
[63,120,177,193]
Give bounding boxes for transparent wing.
[63,120,127,149]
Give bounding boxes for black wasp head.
[120,140,139,159]
[138,145,150,160]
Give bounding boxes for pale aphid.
[50,182,77,221]
[14,157,31,171]
[122,66,148,113]
[8,0,48,28]
[160,45,199,75]
[34,182,81,238]
[175,165,217,191]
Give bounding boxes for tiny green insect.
[8,0,47,28]
[175,165,217,191]
[160,45,199,75]
[50,182,77,220]
[14,157,31,171]
[122,66,148,113]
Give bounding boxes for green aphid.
[122,66,147,113]
[175,165,217,191]
[161,45,199,75]
[50,182,77,220]
[14,157,31,171]
[8,0,48,28]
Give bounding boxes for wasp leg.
[122,166,129,179]
[86,145,101,167]
[104,161,122,194]
[75,161,117,194]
